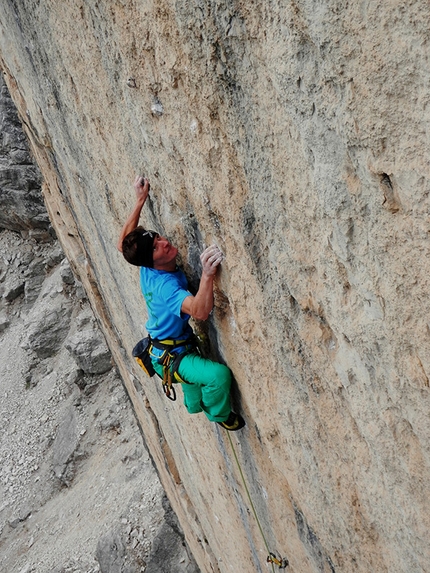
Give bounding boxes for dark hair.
[121,227,157,267]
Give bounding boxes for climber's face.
[152,234,178,270]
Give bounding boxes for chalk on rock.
[151,97,164,116]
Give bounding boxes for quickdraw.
[163,375,176,401]
[159,348,178,401]
[132,335,197,401]
[267,553,289,569]
[226,432,289,572]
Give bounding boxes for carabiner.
[163,382,177,401]
[267,553,289,569]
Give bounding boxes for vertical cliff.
[0,74,199,573]
[1,1,429,572]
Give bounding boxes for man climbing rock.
[117,175,245,431]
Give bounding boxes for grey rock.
[60,261,75,285]
[24,359,50,388]
[65,327,112,375]
[96,529,135,573]
[23,255,49,305]
[24,274,45,306]
[23,265,74,359]
[0,76,48,232]
[8,505,32,529]
[26,228,53,242]
[3,277,25,301]
[0,310,10,333]
[17,248,35,267]
[145,499,200,573]
[75,307,94,329]
[99,413,121,432]
[45,247,65,270]
[51,406,78,484]
[25,304,73,359]
[145,522,199,573]
[66,367,85,389]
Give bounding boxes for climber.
[117,175,245,431]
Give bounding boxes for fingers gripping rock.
[200,245,224,276]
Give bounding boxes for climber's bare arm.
[117,176,150,252]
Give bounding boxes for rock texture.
[0,2,429,572]
[0,79,48,232]
[0,77,199,573]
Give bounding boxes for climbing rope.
[226,431,289,571]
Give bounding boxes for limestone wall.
[1,1,429,572]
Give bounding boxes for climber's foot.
[217,412,245,431]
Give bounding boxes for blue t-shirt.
[139,266,193,343]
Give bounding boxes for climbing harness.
[226,432,289,571]
[132,335,198,401]
[150,335,198,401]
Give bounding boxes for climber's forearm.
[117,176,150,252]
[181,273,215,321]
[117,198,146,252]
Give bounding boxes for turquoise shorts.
[151,353,231,422]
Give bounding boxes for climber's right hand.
[134,175,150,202]
[200,245,224,277]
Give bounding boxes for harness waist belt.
[150,336,194,350]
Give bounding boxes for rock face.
[0,76,199,573]
[0,2,429,572]
[0,77,49,231]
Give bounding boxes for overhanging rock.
[1,2,430,572]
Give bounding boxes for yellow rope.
[226,431,277,573]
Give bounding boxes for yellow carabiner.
[267,553,289,569]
